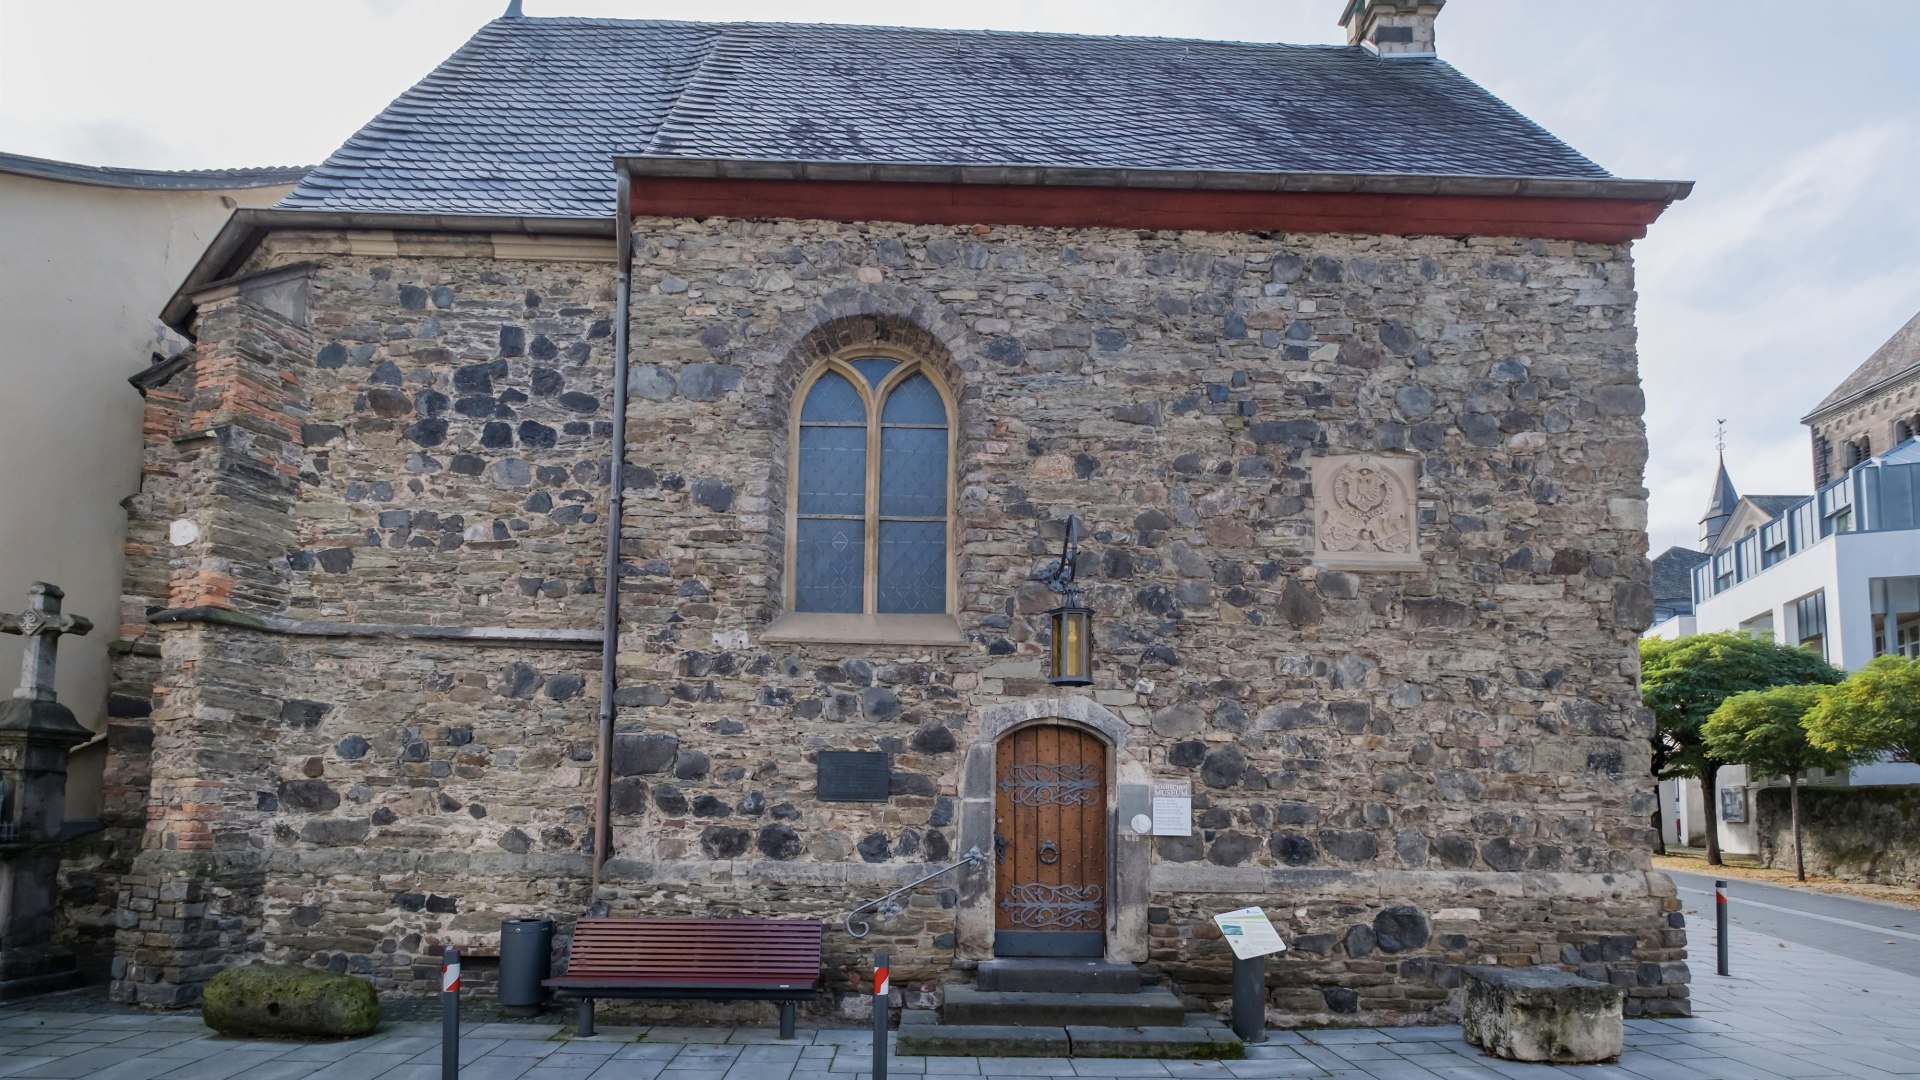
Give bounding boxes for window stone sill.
[762,612,969,647]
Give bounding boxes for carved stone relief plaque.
[1310,453,1422,570]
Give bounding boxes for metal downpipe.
[592,169,634,894]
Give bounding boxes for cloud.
[1643,125,1909,284]
[1635,122,1920,554]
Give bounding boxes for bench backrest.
[564,917,823,984]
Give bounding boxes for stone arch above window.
[761,303,972,647]
[1846,436,1872,469]
[781,350,958,638]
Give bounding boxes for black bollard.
[872,952,889,1080]
[1715,880,1729,977]
[442,945,461,1080]
[1230,954,1266,1042]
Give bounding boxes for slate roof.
[1702,457,1739,521]
[279,16,1616,218]
[1651,546,1709,605]
[1744,495,1804,522]
[1807,309,1920,419]
[0,151,307,190]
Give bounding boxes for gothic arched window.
[790,357,952,616]
[1846,437,1871,469]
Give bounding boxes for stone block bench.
[1461,965,1623,1063]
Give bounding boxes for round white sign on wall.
[169,519,201,546]
[1130,813,1152,835]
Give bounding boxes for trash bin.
[499,916,553,1016]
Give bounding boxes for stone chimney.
[1340,0,1444,57]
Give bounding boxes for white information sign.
[1213,906,1287,959]
[1150,780,1191,836]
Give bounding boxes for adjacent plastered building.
[0,154,302,828]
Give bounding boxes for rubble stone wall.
[1756,784,1920,887]
[88,216,1689,1021]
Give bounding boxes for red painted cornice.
[622,164,1689,242]
[626,175,1682,244]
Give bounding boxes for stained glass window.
[792,361,950,615]
[849,357,899,388]
[878,374,948,612]
[795,371,867,612]
[878,521,946,613]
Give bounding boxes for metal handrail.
[845,846,986,938]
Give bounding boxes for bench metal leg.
[779,1001,796,1040]
[577,997,595,1037]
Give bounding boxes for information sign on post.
[1213,906,1288,960]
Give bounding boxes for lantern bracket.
[1038,515,1082,600]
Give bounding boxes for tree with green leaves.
[1703,684,1863,881]
[1806,653,1920,765]
[1640,632,1844,865]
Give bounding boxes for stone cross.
[0,583,92,703]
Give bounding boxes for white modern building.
[1649,309,1920,854]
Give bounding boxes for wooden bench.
[544,917,823,1039]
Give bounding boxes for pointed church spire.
[1700,429,1740,550]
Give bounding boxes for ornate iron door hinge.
[999,883,1104,929]
[998,763,1098,806]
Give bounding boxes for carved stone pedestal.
[0,698,93,998]
[0,583,95,999]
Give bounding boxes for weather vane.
[1715,418,1727,456]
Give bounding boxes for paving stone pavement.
[1,925,1914,1080]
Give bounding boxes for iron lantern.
[1040,516,1094,687]
[1047,594,1094,686]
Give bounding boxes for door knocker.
[994,834,1008,864]
[1039,840,1060,865]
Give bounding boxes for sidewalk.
[1652,850,1920,911]
[2,925,1916,1080]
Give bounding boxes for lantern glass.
[1048,604,1093,686]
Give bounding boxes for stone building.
[1805,308,1920,486]
[69,1,1697,1025]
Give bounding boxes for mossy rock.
[202,964,380,1038]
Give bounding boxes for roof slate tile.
[280,16,1614,219]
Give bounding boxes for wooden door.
[993,725,1107,957]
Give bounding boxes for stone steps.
[941,986,1185,1027]
[974,957,1147,994]
[897,1012,1242,1059]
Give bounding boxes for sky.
[2,0,1916,555]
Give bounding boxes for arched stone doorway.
[955,697,1150,965]
[993,725,1108,956]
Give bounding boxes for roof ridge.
[494,14,1370,52]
